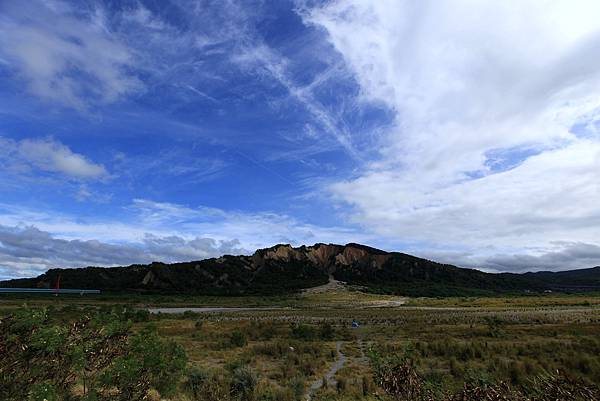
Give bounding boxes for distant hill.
[522,266,600,292]
[2,243,600,296]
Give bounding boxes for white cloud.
[303,0,600,268]
[18,138,108,179]
[142,234,245,261]
[0,0,141,109]
[0,137,108,180]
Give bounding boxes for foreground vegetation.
[1,292,600,400]
[0,306,186,401]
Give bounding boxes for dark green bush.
[230,366,257,401]
[290,324,317,340]
[101,326,187,400]
[0,308,186,401]
[230,330,248,347]
[28,382,58,401]
[318,322,335,340]
[186,366,212,400]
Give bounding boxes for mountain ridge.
[2,243,600,296]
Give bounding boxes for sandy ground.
[301,276,348,295]
[302,276,408,307]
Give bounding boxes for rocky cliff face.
[255,243,391,270]
[253,243,342,268]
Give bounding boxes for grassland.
[2,290,600,400]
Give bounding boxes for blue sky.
[2,0,600,279]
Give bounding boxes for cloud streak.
[0,0,141,110]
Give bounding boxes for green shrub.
[231,330,248,347]
[318,322,335,340]
[101,326,187,400]
[230,366,257,401]
[290,324,317,340]
[289,376,305,400]
[186,366,212,400]
[28,382,58,401]
[0,307,188,401]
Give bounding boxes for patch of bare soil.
[301,276,349,295]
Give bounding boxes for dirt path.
[306,341,347,401]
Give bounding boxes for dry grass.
[3,291,600,400]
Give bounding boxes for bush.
[101,326,187,400]
[0,308,187,401]
[186,367,211,400]
[230,330,248,347]
[362,375,374,396]
[1,308,130,401]
[319,322,335,340]
[290,324,317,341]
[484,316,505,338]
[230,366,257,401]
[336,376,347,393]
[289,376,305,400]
[28,382,58,401]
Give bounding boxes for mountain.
[2,243,600,296]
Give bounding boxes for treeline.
[1,258,329,296]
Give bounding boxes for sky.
[1,0,600,279]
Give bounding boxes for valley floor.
[2,289,600,400]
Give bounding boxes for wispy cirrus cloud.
[233,43,361,159]
[0,0,364,159]
[128,198,368,249]
[0,0,141,110]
